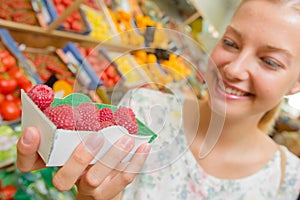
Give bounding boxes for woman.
[17,0,300,199]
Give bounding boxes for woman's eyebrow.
[226,25,242,38]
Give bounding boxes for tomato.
[19,80,32,92]
[0,76,18,94]
[0,185,17,200]
[0,93,4,104]
[0,50,9,58]
[7,67,22,79]
[62,0,73,7]
[0,100,21,121]
[53,0,62,5]
[1,55,16,71]
[5,93,17,101]
[71,20,82,32]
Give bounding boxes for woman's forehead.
[231,0,300,54]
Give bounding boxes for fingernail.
[22,128,34,145]
[120,135,134,149]
[84,133,104,154]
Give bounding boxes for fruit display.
[160,53,192,81]
[131,51,173,87]
[108,9,145,46]
[84,0,101,10]
[108,52,150,87]
[81,4,117,41]
[44,0,91,34]
[0,47,33,122]
[0,125,21,168]
[132,50,193,85]
[0,0,39,26]
[0,167,77,199]
[0,180,17,200]
[77,46,123,88]
[22,48,76,85]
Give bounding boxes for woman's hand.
[16,126,151,200]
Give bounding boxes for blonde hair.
[258,102,282,134]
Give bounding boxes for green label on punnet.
[49,93,157,139]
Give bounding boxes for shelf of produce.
[0,19,134,52]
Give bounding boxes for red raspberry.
[99,121,115,129]
[113,107,138,134]
[27,84,55,111]
[44,104,76,130]
[99,107,115,123]
[74,102,101,131]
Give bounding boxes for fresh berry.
[99,107,115,123]
[113,107,138,134]
[27,84,54,111]
[99,121,115,129]
[74,102,101,131]
[44,104,76,130]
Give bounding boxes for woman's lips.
[216,80,252,100]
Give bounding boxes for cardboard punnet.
[21,90,157,166]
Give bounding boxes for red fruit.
[55,4,65,14]
[99,107,114,123]
[27,84,55,111]
[72,12,81,21]
[1,55,16,71]
[105,65,117,78]
[0,185,17,200]
[0,76,18,94]
[71,20,82,32]
[61,21,71,30]
[74,102,101,131]
[113,107,138,134]
[0,100,21,121]
[105,79,115,87]
[44,104,76,130]
[100,121,115,129]
[62,0,73,7]
[113,75,121,84]
[0,50,10,58]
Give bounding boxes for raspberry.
[99,121,115,129]
[99,107,115,123]
[27,84,54,111]
[113,107,138,134]
[74,102,101,131]
[44,104,76,130]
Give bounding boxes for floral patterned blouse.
[118,88,300,200]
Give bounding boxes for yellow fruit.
[147,54,157,64]
[53,80,73,97]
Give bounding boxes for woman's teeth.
[218,82,247,96]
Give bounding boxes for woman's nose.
[222,53,252,81]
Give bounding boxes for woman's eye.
[222,39,238,49]
[261,58,282,69]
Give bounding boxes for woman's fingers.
[96,142,152,199]
[16,127,45,172]
[77,142,151,200]
[84,135,135,188]
[53,133,104,191]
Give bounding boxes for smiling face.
[205,0,300,120]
